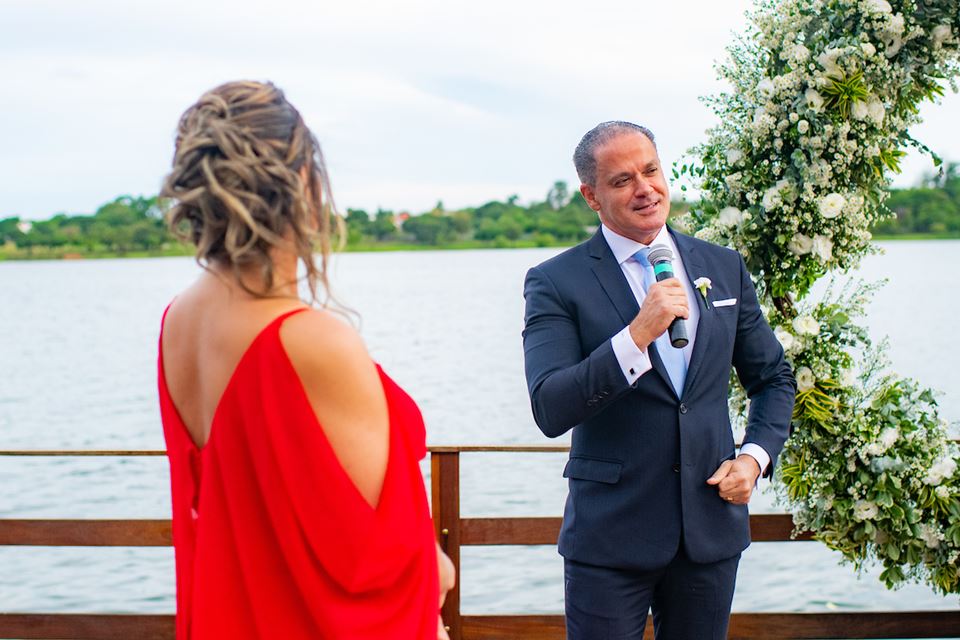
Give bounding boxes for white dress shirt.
[602,224,770,474]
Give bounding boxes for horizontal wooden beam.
[0,520,171,546]
[0,614,173,640]
[0,611,955,640]
[460,514,813,546]
[461,611,960,639]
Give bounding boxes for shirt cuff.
[611,326,652,385]
[739,443,771,478]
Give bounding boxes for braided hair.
[162,80,342,305]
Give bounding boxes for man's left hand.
[706,455,762,505]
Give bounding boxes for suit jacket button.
[672,464,680,473]
[679,403,688,414]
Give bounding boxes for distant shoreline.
[1,234,958,261]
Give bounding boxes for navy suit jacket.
[522,227,795,570]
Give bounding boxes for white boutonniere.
[694,277,712,304]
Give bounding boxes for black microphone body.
[647,246,689,349]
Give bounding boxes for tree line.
[2,169,958,258]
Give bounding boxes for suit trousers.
[564,545,740,640]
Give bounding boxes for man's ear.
[580,184,601,212]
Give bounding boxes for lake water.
[0,242,958,617]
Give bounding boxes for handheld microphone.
[646,246,689,348]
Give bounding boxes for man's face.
[580,131,670,245]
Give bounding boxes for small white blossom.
[813,235,833,261]
[774,326,796,351]
[819,193,846,219]
[936,485,951,499]
[853,500,879,521]
[866,427,900,456]
[788,233,814,255]
[726,148,743,165]
[796,366,816,391]
[793,315,820,335]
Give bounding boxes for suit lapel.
[670,228,712,398]
[588,229,674,392]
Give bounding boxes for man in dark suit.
[522,121,795,640]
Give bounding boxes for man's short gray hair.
[573,121,656,186]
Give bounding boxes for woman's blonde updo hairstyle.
[161,80,341,304]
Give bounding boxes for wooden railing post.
[431,448,462,640]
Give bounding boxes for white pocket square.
[713,298,737,307]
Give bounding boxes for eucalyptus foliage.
[685,0,960,593]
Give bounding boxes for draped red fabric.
[158,308,438,639]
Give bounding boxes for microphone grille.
[647,245,674,264]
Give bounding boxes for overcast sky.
[3,0,958,220]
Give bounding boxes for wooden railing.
[1,446,958,640]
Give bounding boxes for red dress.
[158,308,439,639]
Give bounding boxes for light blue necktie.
[634,248,688,397]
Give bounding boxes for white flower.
[757,77,775,97]
[762,186,782,210]
[853,500,879,521]
[840,368,857,387]
[867,97,885,126]
[813,235,833,261]
[797,119,810,135]
[817,48,844,77]
[851,100,869,120]
[819,193,846,219]
[932,25,953,47]
[788,233,814,255]
[923,456,958,486]
[867,427,900,455]
[936,485,951,499]
[718,206,743,227]
[805,88,825,113]
[884,34,903,58]
[774,326,795,351]
[864,0,892,13]
[725,148,743,165]
[793,315,820,335]
[693,277,712,301]
[861,42,877,57]
[796,366,816,391]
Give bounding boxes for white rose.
[788,233,814,255]
[819,193,846,219]
[864,0,892,13]
[861,42,877,57]
[793,315,820,336]
[851,100,869,120]
[796,366,816,392]
[884,34,903,57]
[805,88,825,113]
[918,523,941,549]
[726,148,743,165]
[797,119,810,134]
[923,457,958,486]
[817,48,843,77]
[718,206,743,227]
[867,97,885,126]
[932,25,953,46]
[757,78,775,97]
[853,500,879,521]
[774,326,795,351]
[762,186,782,210]
[840,368,857,387]
[813,235,833,261]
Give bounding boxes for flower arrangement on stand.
[683,0,960,593]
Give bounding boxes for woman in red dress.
[157,80,454,639]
